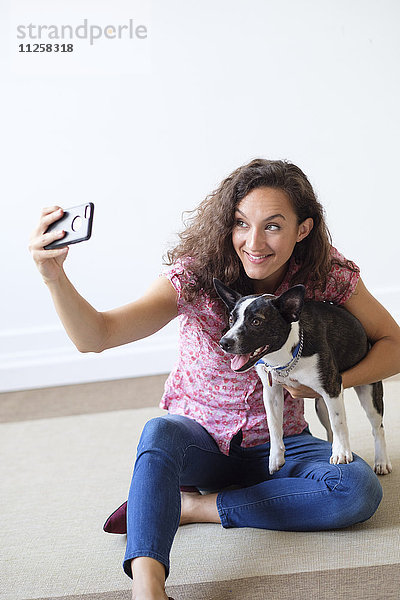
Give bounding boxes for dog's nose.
[219,337,235,352]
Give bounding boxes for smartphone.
[44,203,94,249]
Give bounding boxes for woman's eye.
[234,219,280,231]
[251,318,261,326]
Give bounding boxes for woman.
[30,159,400,600]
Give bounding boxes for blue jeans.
[123,414,382,578]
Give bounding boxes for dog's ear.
[213,278,242,311]
[272,285,305,323]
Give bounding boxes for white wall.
[1,0,399,392]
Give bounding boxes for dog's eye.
[229,315,234,326]
[251,318,261,327]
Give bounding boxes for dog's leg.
[315,397,333,443]
[355,383,392,475]
[323,390,353,465]
[256,365,285,474]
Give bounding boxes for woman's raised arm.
[29,206,178,354]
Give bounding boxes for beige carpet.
[1,375,399,600]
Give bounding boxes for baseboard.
[0,321,179,392]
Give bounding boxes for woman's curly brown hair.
[164,158,357,302]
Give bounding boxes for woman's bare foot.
[180,490,220,525]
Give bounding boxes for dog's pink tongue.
[231,354,251,371]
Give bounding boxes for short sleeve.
[160,259,196,315]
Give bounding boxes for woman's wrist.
[43,265,67,288]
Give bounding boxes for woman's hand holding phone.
[29,206,69,284]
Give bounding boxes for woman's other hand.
[282,382,321,399]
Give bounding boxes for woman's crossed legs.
[124,414,382,592]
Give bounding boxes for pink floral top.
[160,247,360,455]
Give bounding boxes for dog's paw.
[374,460,392,476]
[330,449,353,465]
[269,453,285,475]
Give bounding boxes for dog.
[213,278,392,476]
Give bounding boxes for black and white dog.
[214,279,392,476]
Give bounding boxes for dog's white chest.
[257,354,321,391]
[273,372,297,385]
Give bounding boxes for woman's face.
[232,186,313,293]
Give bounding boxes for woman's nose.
[247,227,265,251]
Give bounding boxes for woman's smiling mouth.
[244,251,273,264]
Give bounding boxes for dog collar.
[256,330,304,379]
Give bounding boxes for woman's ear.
[297,218,313,242]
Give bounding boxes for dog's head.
[213,278,305,372]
